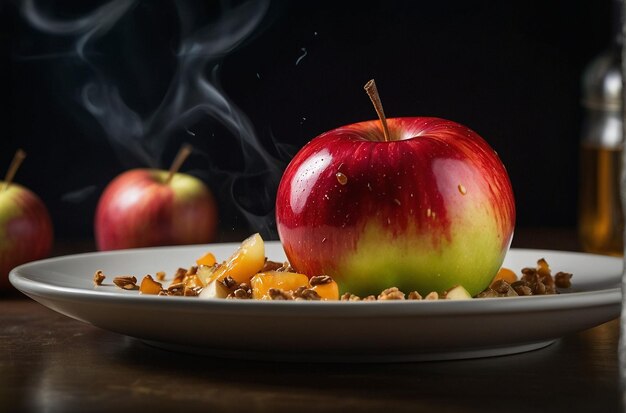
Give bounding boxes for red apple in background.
[95,145,218,250]
[1,150,53,291]
[275,80,515,297]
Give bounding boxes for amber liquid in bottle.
[579,144,624,256]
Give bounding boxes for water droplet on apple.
[336,172,348,185]
[393,199,401,206]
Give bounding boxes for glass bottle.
[578,33,624,256]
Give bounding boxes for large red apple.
[95,146,218,250]
[1,150,53,291]
[275,82,515,297]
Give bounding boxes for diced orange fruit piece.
[250,271,309,300]
[206,233,266,285]
[196,251,216,267]
[310,280,339,300]
[537,258,551,277]
[139,274,163,295]
[491,267,517,285]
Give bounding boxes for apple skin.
[95,169,218,251]
[0,183,53,291]
[275,117,515,297]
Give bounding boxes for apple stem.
[364,79,391,142]
[3,149,27,192]
[165,144,193,185]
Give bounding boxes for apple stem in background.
[364,79,391,142]
[2,149,27,192]
[165,144,193,185]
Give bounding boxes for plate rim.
[9,245,623,317]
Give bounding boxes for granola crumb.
[340,292,361,301]
[407,291,422,300]
[309,275,333,286]
[424,291,439,300]
[112,276,137,290]
[222,276,238,290]
[378,287,406,300]
[93,270,105,286]
[268,288,293,300]
[261,259,284,272]
[293,286,321,301]
[555,272,573,288]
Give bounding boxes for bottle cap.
[582,48,622,112]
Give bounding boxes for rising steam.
[20,0,284,238]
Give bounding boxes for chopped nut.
[407,291,422,300]
[167,282,185,296]
[155,271,166,281]
[93,270,106,286]
[516,285,533,296]
[261,259,284,272]
[293,286,321,300]
[521,268,539,284]
[228,288,252,299]
[424,291,439,300]
[532,280,547,295]
[222,276,238,290]
[228,283,252,299]
[277,262,294,272]
[362,295,377,301]
[378,287,406,300]
[113,276,137,290]
[341,292,361,301]
[491,279,512,295]
[309,275,333,286]
[184,286,202,296]
[476,288,498,298]
[555,272,573,288]
[268,288,293,300]
[171,268,187,285]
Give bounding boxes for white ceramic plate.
[9,242,622,362]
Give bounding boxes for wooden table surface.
[1,228,623,413]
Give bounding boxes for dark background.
[0,0,616,242]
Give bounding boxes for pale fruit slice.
[206,233,266,286]
[250,271,309,300]
[183,273,204,289]
[197,265,218,285]
[199,279,231,299]
[443,285,472,300]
